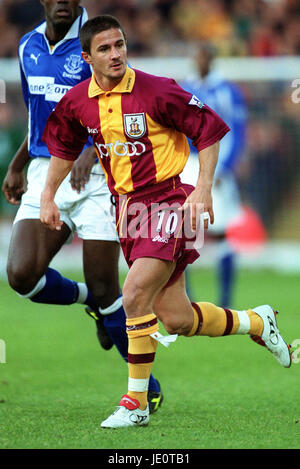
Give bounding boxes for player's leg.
[209,174,241,307]
[153,272,194,335]
[153,273,291,368]
[6,219,96,308]
[73,173,162,390]
[102,255,290,428]
[101,257,174,428]
[217,242,235,308]
[82,239,124,354]
[7,157,98,312]
[83,239,162,410]
[212,235,236,307]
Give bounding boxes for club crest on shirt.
[64,54,83,74]
[123,113,146,139]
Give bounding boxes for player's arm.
[154,79,227,231]
[180,141,219,231]
[4,38,36,204]
[40,156,74,231]
[3,41,33,205]
[70,144,97,194]
[1,135,29,205]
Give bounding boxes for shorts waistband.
[117,176,182,203]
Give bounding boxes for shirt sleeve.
[42,92,89,160]
[18,39,29,109]
[154,78,230,152]
[19,64,29,110]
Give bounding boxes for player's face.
[82,28,127,91]
[41,0,81,27]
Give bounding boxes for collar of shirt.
[88,66,135,98]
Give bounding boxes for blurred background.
[0,0,300,279]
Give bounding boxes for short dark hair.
[79,15,126,54]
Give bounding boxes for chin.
[53,14,74,27]
[115,70,125,78]
[114,66,126,78]
[54,18,72,26]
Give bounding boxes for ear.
[81,51,92,65]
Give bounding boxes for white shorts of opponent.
[181,153,242,235]
[14,157,119,242]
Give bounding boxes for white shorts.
[181,153,242,235]
[14,157,119,241]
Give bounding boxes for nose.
[110,46,121,59]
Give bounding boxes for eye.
[98,46,109,53]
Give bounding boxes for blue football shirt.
[18,7,92,159]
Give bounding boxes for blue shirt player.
[181,41,248,307]
[2,0,162,413]
[19,8,91,159]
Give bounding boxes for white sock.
[236,310,250,334]
[17,275,46,299]
[76,282,89,304]
[99,296,123,316]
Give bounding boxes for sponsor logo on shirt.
[124,113,146,139]
[28,76,71,102]
[95,140,146,158]
[45,83,72,102]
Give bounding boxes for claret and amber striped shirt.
[43,66,229,195]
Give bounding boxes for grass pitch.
[0,268,300,449]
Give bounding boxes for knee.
[160,310,192,336]
[86,276,120,306]
[6,261,40,295]
[122,282,149,317]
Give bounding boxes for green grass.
[0,268,300,449]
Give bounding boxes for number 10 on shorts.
[153,203,205,250]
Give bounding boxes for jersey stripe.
[146,113,190,183]
[98,92,134,193]
[121,94,157,191]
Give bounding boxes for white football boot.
[251,305,291,368]
[101,395,149,428]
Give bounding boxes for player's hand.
[179,184,214,232]
[70,147,96,194]
[1,169,27,205]
[40,197,63,231]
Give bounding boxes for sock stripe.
[191,302,203,335]
[223,308,234,335]
[128,352,156,364]
[126,317,157,332]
